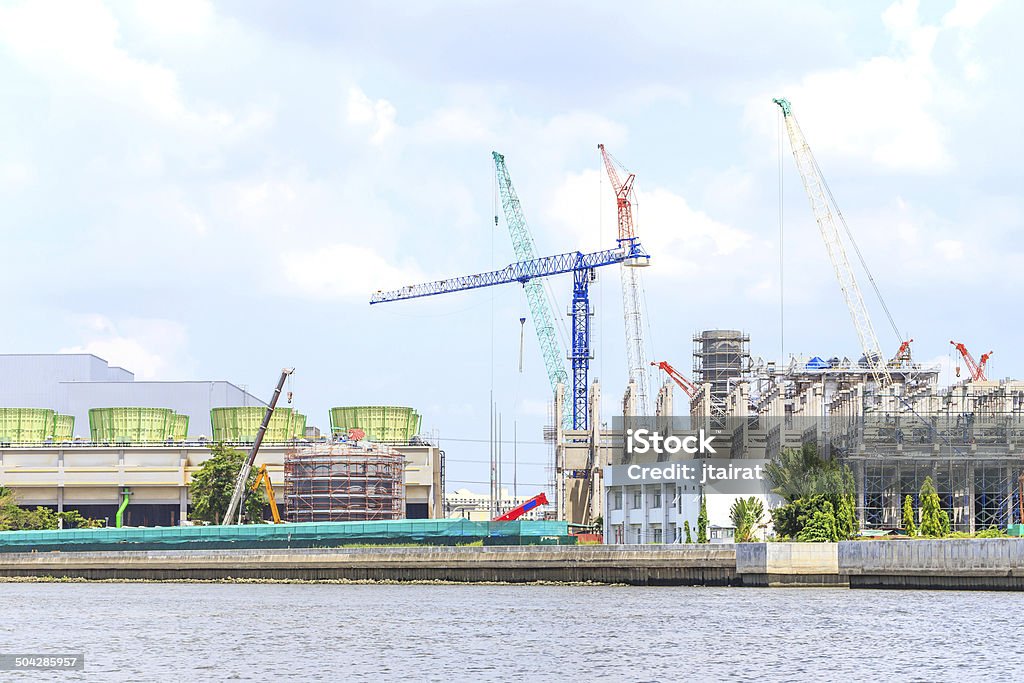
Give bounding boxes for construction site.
[367,99,1024,541]
[1,97,1020,542]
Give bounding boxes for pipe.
[115,489,131,528]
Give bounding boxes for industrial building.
[0,355,443,525]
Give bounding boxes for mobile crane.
[221,367,294,525]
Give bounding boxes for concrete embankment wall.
[3,540,1023,588]
[840,539,1024,590]
[0,545,738,586]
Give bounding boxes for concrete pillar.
[640,484,648,544]
[179,487,188,525]
[855,460,866,528]
[56,487,64,514]
[662,482,670,543]
[967,462,976,534]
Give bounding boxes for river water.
[1,582,1022,681]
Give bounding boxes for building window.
[613,491,623,510]
[650,491,661,509]
[632,491,642,509]
[651,526,663,543]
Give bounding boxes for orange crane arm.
[250,464,282,524]
[950,341,992,382]
[650,360,698,398]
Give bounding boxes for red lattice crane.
[650,360,698,399]
[950,341,993,382]
[600,144,650,416]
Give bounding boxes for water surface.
[1,582,1020,681]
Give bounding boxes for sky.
[1,0,1021,496]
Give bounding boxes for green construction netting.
[0,519,574,553]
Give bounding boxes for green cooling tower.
[53,414,75,441]
[89,407,180,443]
[171,413,189,441]
[329,406,421,442]
[210,407,296,442]
[292,412,307,439]
[0,408,56,442]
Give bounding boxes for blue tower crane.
[370,240,650,430]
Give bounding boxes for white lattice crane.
[774,98,893,387]
[599,144,651,414]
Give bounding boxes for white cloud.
[282,243,424,300]
[746,0,1001,173]
[58,315,192,379]
[546,169,754,279]
[934,239,964,261]
[347,87,397,144]
[0,0,269,137]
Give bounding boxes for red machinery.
[493,492,548,521]
[650,360,698,398]
[950,341,993,381]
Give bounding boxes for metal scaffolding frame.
[284,443,406,523]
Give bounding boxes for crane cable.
[778,109,785,365]
[809,153,903,343]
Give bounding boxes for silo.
[329,406,422,442]
[89,407,177,442]
[0,408,56,442]
[284,442,406,522]
[210,407,296,442]
[53,414,75,441]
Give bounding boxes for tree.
[797,500,839,542]
[765,445,858,541]
[683,520,693,544]
[902,495,917,536]
[1,487,102,531]
[697,494,709,543]
[730,496,765,543]
[919,476,947,538]
[189,443,266,524]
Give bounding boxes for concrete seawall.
[841,539,1024,590]
[0,545,738,586]
[3,540,1023,589]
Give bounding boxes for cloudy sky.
[1,0,1020,494]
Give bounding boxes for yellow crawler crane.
[251,464,282,524]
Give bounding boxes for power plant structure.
[0,354,444,526]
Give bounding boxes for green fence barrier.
[0,519,574,553]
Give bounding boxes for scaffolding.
[284,443,406,522]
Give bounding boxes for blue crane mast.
[370,240,650,430]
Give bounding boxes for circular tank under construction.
[210,407,303,442]
[0,408,74,442]
[284,443,405,522]
[88,407,186,443]
[329,406,421,442]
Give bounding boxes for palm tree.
[730,496,765,542]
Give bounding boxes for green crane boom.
[493,151,571,429]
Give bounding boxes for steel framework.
[371,239,650,430]
[493,152,571,429]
